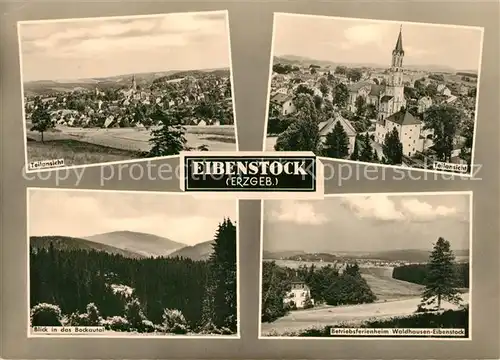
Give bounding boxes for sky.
[263,193,470,253]
[272,13,483,71]
[28,189,237,246]
[19,11,231,82]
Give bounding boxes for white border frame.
[261,12,485,178]
[178,151,325,200]
[26,187,241,339]
[18,10,240,175]
[257,191,473,340]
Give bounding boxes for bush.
[103,316,129,332]
[161,309,189,334]
[30,303,63,326]
[124,298,147,332]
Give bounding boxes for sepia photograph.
[260,192,471,338]
[264,13,483,176]
[27,188,238,337]
[19,11,237,173]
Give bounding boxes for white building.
[417,96,433,113]
[270,93,296,116]
[375,110,434,157]
[283,281,314,309]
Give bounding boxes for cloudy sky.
[19,11,231,82]
[273,14,483,71]
[29,189,237,246]
[263,193,470,253]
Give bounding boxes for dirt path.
[261,292,469,335]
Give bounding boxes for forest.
[29,218,237,335]
[392,263,469,288]
[261,262,376,323]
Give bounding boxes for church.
[347,26,407,118]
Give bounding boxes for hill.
[30,235,144,259]
[84,231,186,258]
[262,250,307,260]
[167,240,214,261]
[23,68,230,96]
[265,249,469,263]
[273,55,456,73]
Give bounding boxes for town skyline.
[29,189,237,246]
[272,14,483,71]
[19,11,232,82]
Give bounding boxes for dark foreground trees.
[30,218,237,334]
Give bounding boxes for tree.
[355,96,366,117]
[319,82,329,97]
[275,118,321,154]
[202,218,237,332]
[30,101,54,142]
[334,66,347,75]
[124,298,147,331]
[333,83,349,108]
[346,68,363,82]
[295,84,315,97]
[303,293,314,309]
[423,104,462,162]
[322,121,349,159]
[382,127,403,165]
[147,106,187,157]
[359,134,374,162]
[421,237,462,310]
[350,140,360,160]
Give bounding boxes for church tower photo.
[379,26,407,120]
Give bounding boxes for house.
[318,114,357,155]
[283,281,314,309]
[270,93,296,116]
[437,84,452,96]
[417,96,433,113]
[375,110,433,157]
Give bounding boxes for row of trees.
[30,218,237,334]
[261,262,376,323]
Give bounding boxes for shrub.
[161,309,189,334]
[30,303,62,326]
[103,316,129,332]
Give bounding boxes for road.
[261,292,469,335]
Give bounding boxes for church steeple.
[132,74,137,91]
[393,25,404,56]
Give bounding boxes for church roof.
[393,26,404,55]
[369,84,385,96]
[380,95,393,103]
[386,110,421,126]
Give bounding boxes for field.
[261,259,469,335]
[261,293,469,336]
[265,260,423,301]
[26,124,237,167]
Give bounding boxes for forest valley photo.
[261,237,470,337]
[29,218,237,336]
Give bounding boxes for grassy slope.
[27,138,143,167]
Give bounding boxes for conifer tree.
[383,127,404,165]
[202,218,237,332]
[148,106,187,157]
[359,134,374,162]
[421,237,462,310]
[323,121,350,158]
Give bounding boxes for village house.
[318,114,357,155]
[437,84,452,96]
[417,96,433,113]
[283,281,314,309]
[375,110,434,157]
[270,93,296,116]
